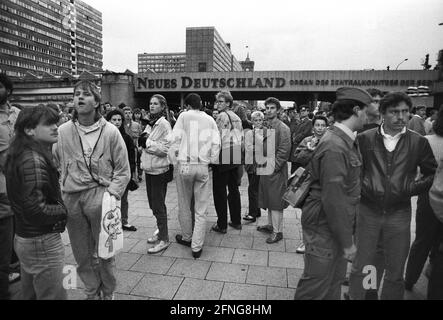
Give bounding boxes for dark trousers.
[212,166,241,229]
[121,188,129,225]
[247,173,261,218]
[428,242,443,300]
[405,193,443,286]
[0,216,13,300]
[136,150,142,177]
[146,172,169,242]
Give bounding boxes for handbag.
[98,191,124,259]
[283,167,313,208]
[430,159,443,223]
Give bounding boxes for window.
[198,62,207,72]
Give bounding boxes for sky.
[85,0,443,73]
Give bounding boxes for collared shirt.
[380,124,406,152]
[334,122,356,141]
[75,120,102,160]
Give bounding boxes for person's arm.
[319,150,354,250]
[209,118,221,164]
[126,136,136,175]
[146,120,172,157]
[18,154,67,226]
[407,138,437,195]
[108,129,131,199]
[274,125,291,173]
[293,137,314,167]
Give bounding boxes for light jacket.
[140,117,171,175]
[53,118,131,199]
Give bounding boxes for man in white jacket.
[170,93,221,259]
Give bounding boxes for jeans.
[0,216,13,300]
[146,172,169,242]
[405,193,443,287]
[294,226,347,300]
[63,187,117,298]
[247,173,261,218]
[176,163,210,252]
[268,210,284,234]
[349,203,411,300]
[212,165,241,229]
[14,233,66,300]
[121,188,129,225]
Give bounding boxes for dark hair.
[332,99,366,122]
[433,105,443,137]
[6,105,59,175]
[367,88,384,98]
[0,73,13,95]
[185,93,202,110]
[264,97,282,110]
[379,92,412,114]
[312,115,329,127]
[118,103,126,109]
[106,109,127,136]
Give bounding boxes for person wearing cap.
[408,105,427,136]
[349,92,437,300]
[294,87,371,300]
[289,105,313,174]
[170,93,221,259]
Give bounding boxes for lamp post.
[395,58,409,70]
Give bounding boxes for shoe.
[229,222,242,230]
[148,241,170,254]
[102,294,115,300]
[192,249,203,259]
[176,234,191,247]
[342,278,349,286]
[266,232,283,244]
[405,282,413,291]
[138,175,142,182]
[211,224,227,234]
[122,224,137,232]
[296,243,306,254]
[8,272,20,284]
[257,225,273,234]
[147,229,160,244]
[243,215,256,223]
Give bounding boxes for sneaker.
[122,224,137,232]
[266,232,283,244]
[8,272,20,284]
[148,241,170,254]
[229,222,242,230]
[296,243,306,254]
[257,225,273,233]
[211,224,227,234]
[192,249,203,259]
[175,234,192,247]
[102,294,115,301]
[147,229,160,244]
[243,215,256,223]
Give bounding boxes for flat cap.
[336,87,373,106]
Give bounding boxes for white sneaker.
[148,241,170,254]
[147,229,160,244]
[296,243,306,254]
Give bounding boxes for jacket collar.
[330,124,356,149]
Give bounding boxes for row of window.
[76,32,102,50]
[17,41,71,60]
[30,0,63,13]
[0,47,71,68]
[0,25,68,51]
[8,0,62,25]
[0,58,64,74]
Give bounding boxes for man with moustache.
[349,92,437,300]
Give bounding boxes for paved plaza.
[10,170,430,300]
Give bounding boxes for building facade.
[138,52,186,73]
[0,0,102,78]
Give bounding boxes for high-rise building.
[0,0,102,78]
[138,52,186,73]
[185,27,242,72]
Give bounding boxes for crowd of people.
[0,72,442,300]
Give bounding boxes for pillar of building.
[101,73,135,107]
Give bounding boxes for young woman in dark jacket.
[106,109,137,231]
[5,105,67,300]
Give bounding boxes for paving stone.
[252,237,286,252]
[131,274,183,299]
[115,270,144,294]
[287,268,304,288]
[204,232,224,247]
[121,238,141,253]
[130,240,149,254]
[220,235,253,249]
[126,227,155,240]
[267,286,296,300]
[269,252,304,269]
[198,246,235,263]
[206,262,248,283]
[173,278,223,300]
[67,289,85,300]
[114,293,149,300]
[115,252,142,271]
[232,249,268,266]
[167,259,211,279]
[163,243,194,259]
[221,283,267,300]
[130,255,176,275]
[131,217,157,228]
[246,266,287,287]
[285,239,302,253]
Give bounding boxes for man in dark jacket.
[289,105,313,173]
[294,87,372,300]
[349,92,437,300]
